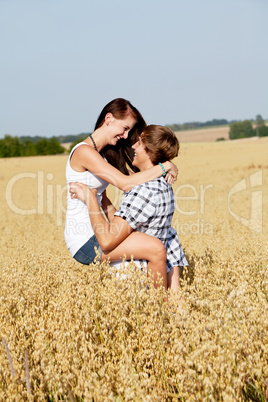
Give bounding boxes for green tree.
[45,137,65,155]
[229,120,255,140]
[258,125,268,137]
[21,139,37,156]
[255,114,265,127]
[35,137,65,155]
[0,135,65,158]
[0,135,23,157]
[255,114,265,137]
[35,138,49,155]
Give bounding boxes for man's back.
[114,177,175,244]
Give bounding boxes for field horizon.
[60,124,268,150]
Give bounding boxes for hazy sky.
[1,0,267,138]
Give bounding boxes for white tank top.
[64,142,109,257]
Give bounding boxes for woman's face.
[106,113,137,145]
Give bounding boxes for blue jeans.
[73,235,102,265]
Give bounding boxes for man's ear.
[105,113,114,126]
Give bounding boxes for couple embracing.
[65,98,188,292]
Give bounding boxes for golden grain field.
[0,138,268,400]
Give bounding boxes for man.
[70,125,188,291]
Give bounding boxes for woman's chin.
[110,138,118,146]
[113,136,122,145]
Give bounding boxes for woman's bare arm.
[70,183,132,252]
[101,190,116,222]
[71,145,178,192]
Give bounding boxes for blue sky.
[1,0,267,138]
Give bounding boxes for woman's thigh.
[101,231,165,262]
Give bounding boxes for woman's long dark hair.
[94,98,146,174]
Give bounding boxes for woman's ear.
[105,112,114,126]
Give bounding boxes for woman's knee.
[150,238,166,260]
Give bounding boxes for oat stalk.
[25,350,31,394]
[2,337,16,379]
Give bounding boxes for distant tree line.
[167,119,230,131]
[18,133,90,145]
[58,133,90,144]
[229,115,268,140]
[0,135,65,158]
[167,115,268,140]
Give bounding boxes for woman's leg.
[167,266,181,292]
[101,232,167,290]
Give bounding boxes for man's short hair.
[141,125,179,165]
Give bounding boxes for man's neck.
[138,161,154,172]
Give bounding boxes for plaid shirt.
[114,177,188,273]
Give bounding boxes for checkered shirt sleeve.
[114,184,158,230]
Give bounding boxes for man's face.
[132,138,152,170]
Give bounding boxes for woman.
[65,98,178,282]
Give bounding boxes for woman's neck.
[85,127,108,152]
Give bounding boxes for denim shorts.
[73,235,102,265]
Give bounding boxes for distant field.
[1,139,268,399]
[175,125,230,142]
[175,122,268,143]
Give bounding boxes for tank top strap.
[69,142,91,163]
[69,141,89,158]
[70,141,105,160]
